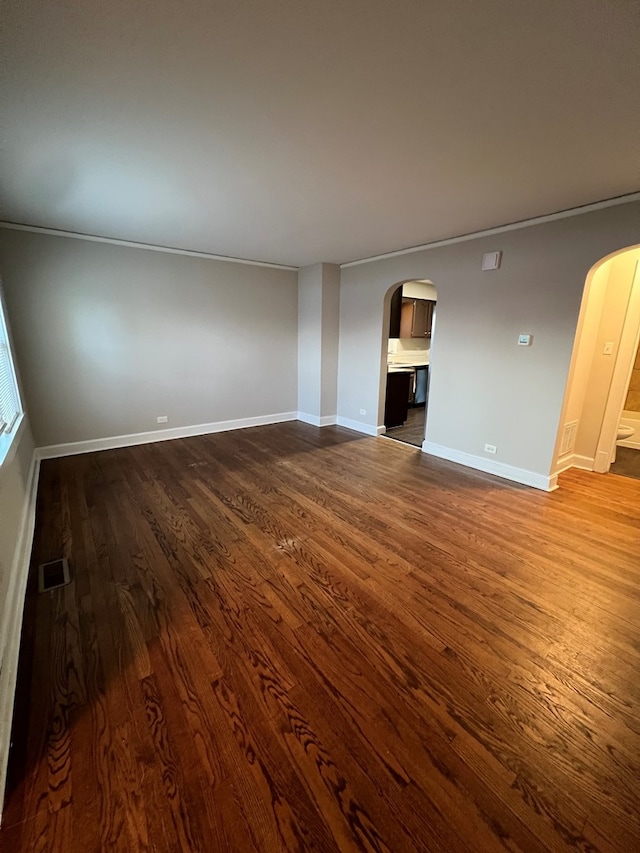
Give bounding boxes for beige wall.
[0,230,299,447]
[297,263,340,422]
[338,202,640,479]
[570,249,640,461]
[552,262,610,468]
[297,264,323,418]
[624,341,640,412]
[320,265,340,419]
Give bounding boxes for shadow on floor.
[609,446,640,481]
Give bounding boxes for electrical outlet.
[484,443,497,454]
[359,408,366,415]
[157,415,168,424]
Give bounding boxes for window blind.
[0,300,21,436]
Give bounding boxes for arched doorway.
[554,245,640,479]
[380,279,437,448]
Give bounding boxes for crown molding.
[2,191,638,272]
[341,192,640,268]
[0,221,297,271]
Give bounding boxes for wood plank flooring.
[2,422,640,852]
[384,406,426,448]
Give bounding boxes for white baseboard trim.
[0,451,40,820]
[553,454,595,474]
[553,456,574,476]
[422,441,557,491]
[335,416,381,437]
[296,412,337,427]
[571,454,595,471]
[36,411,299,459]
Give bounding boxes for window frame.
[0,286,24,467]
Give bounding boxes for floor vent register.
[38,558,71,593]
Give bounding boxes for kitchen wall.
[401,281,437,301]
[337,201,640,484]
[387,279,434,360]
[0,229,299,448]
[387,338,430,361]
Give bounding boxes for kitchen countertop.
[387,360,429,372]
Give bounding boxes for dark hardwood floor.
[2,422,640,852]
[384,406,426,448]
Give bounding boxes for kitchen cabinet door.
[400,299,435,338]
[412,300,429,336]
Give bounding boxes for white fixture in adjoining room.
[617,423,635,440]
[557,248,640,475]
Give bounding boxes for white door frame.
[594,260,640,473]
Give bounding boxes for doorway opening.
[555,245,640,482]
[381,279,437,448]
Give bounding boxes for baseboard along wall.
[37,411,299,459]
[335,416,385,437]
[422,440,558,491]
[296,412,337,427]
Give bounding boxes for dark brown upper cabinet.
[400,298,435,338]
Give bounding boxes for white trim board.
[0,222,297,272]
[422,441,557,491]
[571,454,596,471]
[37,412,298,459]
[296,412,337,427]
[0,452,40,820]
[342,192,640,267]
[5,194,639,274]
[336,416,385,437]
[553,454,595,476]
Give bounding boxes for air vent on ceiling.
[38,558,71,593]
